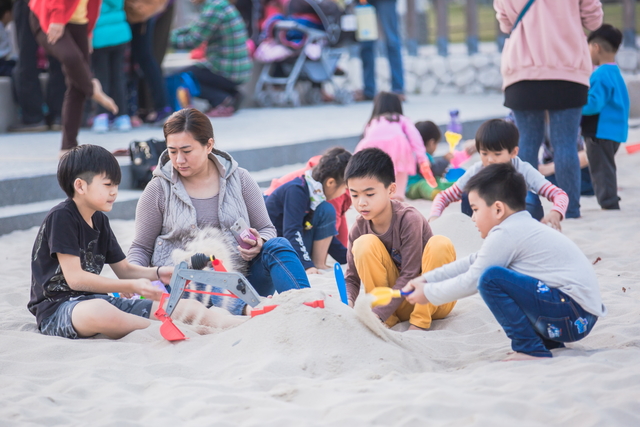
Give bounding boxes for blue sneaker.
[113,115,132,132]
[92,113,109,133]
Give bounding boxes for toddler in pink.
[355,92,434,200]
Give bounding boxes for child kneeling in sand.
[404,163,606,359]
[344,148,456,331]
[429,119,569,231]
[28,145,243,340]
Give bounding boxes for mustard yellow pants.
[351,234,457,329]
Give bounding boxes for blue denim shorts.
[39,296,153,339]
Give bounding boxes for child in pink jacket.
[355,92,435,200]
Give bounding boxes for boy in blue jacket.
[581,24,629,210]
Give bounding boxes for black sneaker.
[8,121,49,133]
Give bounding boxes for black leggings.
[130,20,168,112]
[183,65,239,108]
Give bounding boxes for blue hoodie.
[92,0,132,50]
[581,64,629,143]
[265,177,346,269]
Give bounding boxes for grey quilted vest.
[150,149,250,267]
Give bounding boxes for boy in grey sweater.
[404,162,605,359]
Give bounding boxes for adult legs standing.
[513,108,581,218]
[358,0,404,99]
[92,44,128,116]
[11,0,65,130]
[548,108,582,218]
[30,15,94,150]
[584,137,621,209]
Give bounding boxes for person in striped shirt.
[429,119,569,231]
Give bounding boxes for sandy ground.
[1,148,640,426]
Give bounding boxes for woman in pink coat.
[494,0,603,218]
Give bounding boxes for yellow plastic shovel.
[369,287,411,307]
[445,131,463,153]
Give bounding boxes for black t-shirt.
[28,199,126,327]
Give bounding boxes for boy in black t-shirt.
[29,145,244,339]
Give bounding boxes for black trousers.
[12,0,65,124]
[92,44,127,115]
[130,20,168,112]
[584,136,621,209]
[183,65,239,108]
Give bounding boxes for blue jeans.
[359,0,404,98]
[478,267,597,357]
[461,192,544,221]
[246,237,310,296]
[512,108,583,218]
[302,201,338,255]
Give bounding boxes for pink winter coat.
[494,0,603,89]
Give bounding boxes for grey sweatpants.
[584,136,621,210]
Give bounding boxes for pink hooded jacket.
[495,0,603,89]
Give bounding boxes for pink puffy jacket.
[494,0,603,89]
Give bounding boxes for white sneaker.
[92,114,109,133]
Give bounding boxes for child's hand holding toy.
[419,161,438,188]
[402,276,430,305]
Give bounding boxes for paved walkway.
[1,93,509,180]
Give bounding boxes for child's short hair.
[311,147,352,186]
[464,162,526,212]
[475,119,519,153]
[588,24,623,53]
[0,0,12,17]
[58,145,122,198]
[345,148,395,188]
[415,121,441,145]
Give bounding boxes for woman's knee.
[262,237,295,254]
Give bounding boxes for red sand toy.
[626,142,640,155]
[156,253,262,342]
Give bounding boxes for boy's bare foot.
[407,324,429,331]
[92,78,118,115]
[503,352,547,361]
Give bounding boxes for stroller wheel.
[255,91,275,108]
[277,91,300,108]
[304,87,323,106]
[334,88,354,105]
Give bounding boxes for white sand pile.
[2,147,640,425]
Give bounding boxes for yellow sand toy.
[445,131,463,153]
[369,287,411,307]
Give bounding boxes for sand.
[1,153,640,426]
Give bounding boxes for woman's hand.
[47,23,65,45]
[238,228,263,261]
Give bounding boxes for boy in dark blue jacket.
[265,148,350,274]
[581,24,629,210]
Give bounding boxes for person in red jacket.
[265,154,352,247]
[28,0,117,153]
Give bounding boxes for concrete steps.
[0,119,487,236]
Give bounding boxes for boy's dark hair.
[588,24,623,53]
[464,162,526,212]
[344,148,395,188]
[311,147,352,186]
[475,118,519,153]
[58,145,122,198]
[369,92,403,124]
[415,121,441,146]
[0,0,12,17]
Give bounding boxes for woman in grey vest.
[128,108,310,298]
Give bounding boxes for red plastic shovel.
[155,293,187,342]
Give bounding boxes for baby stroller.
[253,0,356,107]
